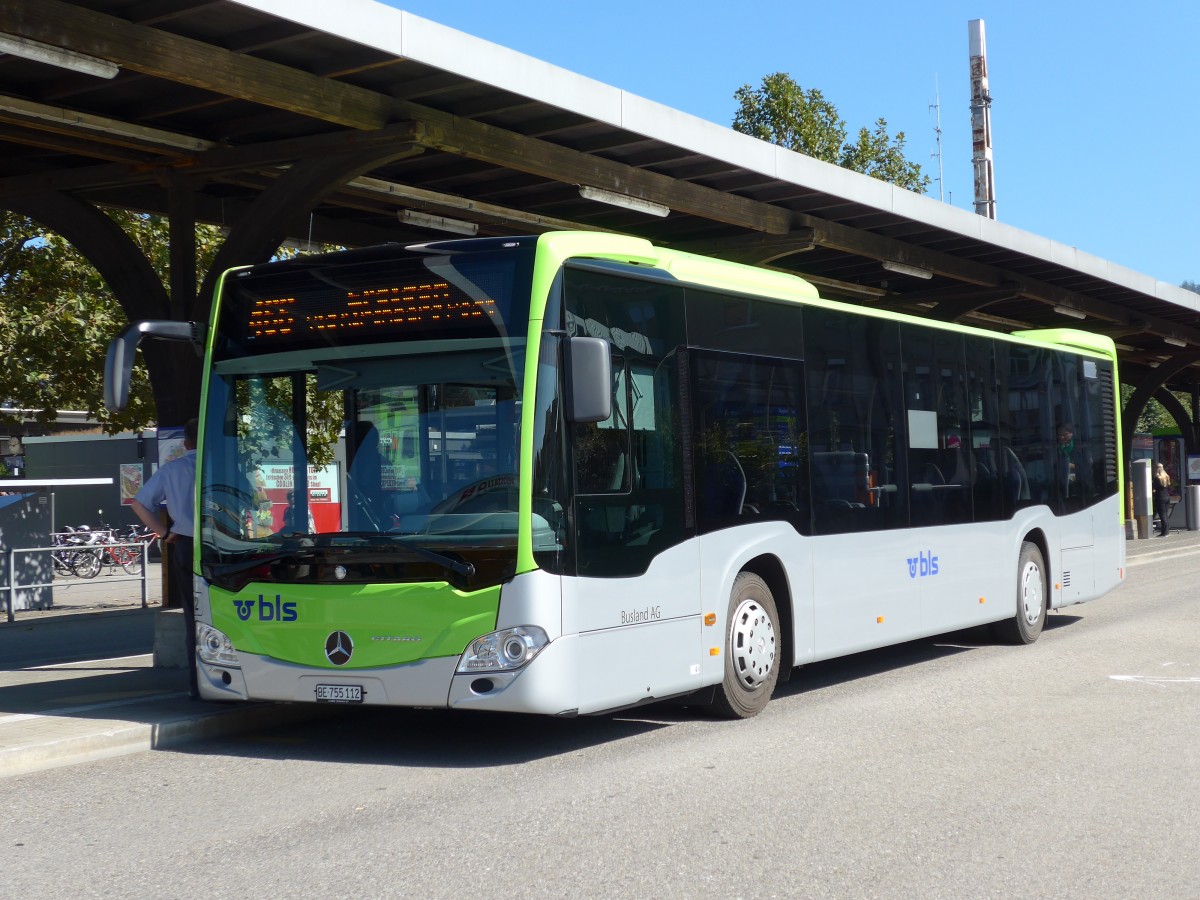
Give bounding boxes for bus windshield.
[198,240,537,591]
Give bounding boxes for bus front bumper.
[197,634,580,715]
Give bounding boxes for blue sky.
[383,1,1198,288]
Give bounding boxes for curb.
[1,699,320,780]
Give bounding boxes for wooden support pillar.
[166,174,197,321]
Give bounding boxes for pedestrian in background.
[131,418,199,698]
[1153,462,1172,537]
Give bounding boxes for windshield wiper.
[205,538,476,581]
[381,536,476,578]
[205,548,320,580]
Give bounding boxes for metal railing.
[2,541,150,624]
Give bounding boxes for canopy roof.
[1,0,1197,394]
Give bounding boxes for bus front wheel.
[992,541,1047,645]
[711,572,780,719]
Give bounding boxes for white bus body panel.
[450,542,705,716]
[1054,493,1124,608]
[561,539,703,714]
[194,494,1124,711]
[697,521,816,673]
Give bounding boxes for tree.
[0,209,223,433]
[1122,382,1194,435]
[1182,280,1199,294]
[733,72,930,193]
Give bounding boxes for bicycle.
[105,524,156,575]
[93,523,155,576]
[51,527,100,578]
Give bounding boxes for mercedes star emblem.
[325,631,353,666]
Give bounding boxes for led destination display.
[245,282,499,342]
[216,242,537,356]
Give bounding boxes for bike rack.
[2,541,150,624]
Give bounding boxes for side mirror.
[564,336,612,424]
[104,320,204,412]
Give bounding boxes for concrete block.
[153,608,187,668]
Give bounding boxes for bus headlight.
[197,623,240,667]
[457,626,549,673]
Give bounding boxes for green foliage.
[0,209,147,432]
[0,209,224,433]
[733,73,848,163]
[733,72,930,193]
[1121,383,1191,433]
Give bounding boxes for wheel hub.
[730,598,776,689]
[1019,560,1043,625]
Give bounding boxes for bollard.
[1131,459,1152,540]
[1188,485,1200,531]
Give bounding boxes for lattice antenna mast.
[968,19,997,218]
[929,77,945,203]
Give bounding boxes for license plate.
[315,683,363,703]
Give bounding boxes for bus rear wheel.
[992,541,1046,645]
[711,572,780,719]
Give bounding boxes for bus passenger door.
[565,353,702,713]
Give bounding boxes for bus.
[106,232,1125,718]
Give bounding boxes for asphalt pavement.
[1,525,1194,780]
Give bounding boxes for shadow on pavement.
[169,621,1085,771]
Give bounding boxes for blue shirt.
[134,449,197,537]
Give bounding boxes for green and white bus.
[108,232,1125,717]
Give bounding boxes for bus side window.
[1005,345,1055,509]
[1053,353,1115,513]
[691,351,807,535]
[902,326,971,527]
[965,336,1004,522]
[804,308,905,534]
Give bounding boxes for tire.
[71,548,103,579]
[992,541,1047,645]
[118,545,144,575]
[710,572,781,719]
[52,552,74,577]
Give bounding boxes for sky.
[381,0,1199,289]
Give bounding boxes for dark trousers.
[1153,492,1170,535]
[170,536,198,696]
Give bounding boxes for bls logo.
[906,551,940,579]
[234,594,298,622]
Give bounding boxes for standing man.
[131,418,199,699]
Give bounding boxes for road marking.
[1126,545,1200,567]
[1110,675,1200,686]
